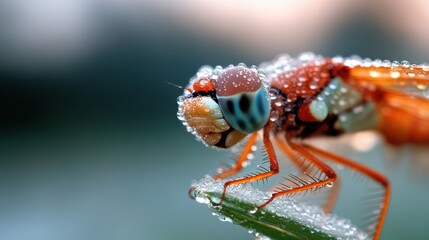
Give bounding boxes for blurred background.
[0,0,429,239]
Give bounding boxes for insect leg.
[258,140,337,209]
[214,132,259,180]
[302,144,390,240]
[273,137,340,213]
[274,137,341,214]
[213,124,279,206]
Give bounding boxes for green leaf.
[192,177,367,240]
[204,192,334,240]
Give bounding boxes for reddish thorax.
[270,59,339,101]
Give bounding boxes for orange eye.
[193,78,215,93]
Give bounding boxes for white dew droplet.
[270,111,279,122]
[401,60,410,68]
[177,96,185,105]
[391,60,400,68]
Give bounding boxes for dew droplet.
[309,82,318,90]
[382,60,391,67]
[176,111,184,121]
[284,104,293,112]
[401,60,410,68]
[391,60,400,68]
[269,89,279,100]
[177,96,185,105]
[417,84,427,90]
[298,76,307,82]
[326,182,334,188]
[249,207,258,214]
[263,80,270,89]
[217,215,232,223]
[270,111,279,122]
[373,59,382,67]
[390,71,400,78]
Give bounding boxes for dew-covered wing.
[345,59,429,99]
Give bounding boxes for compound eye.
[193,78,215,93]
[215,66,270,134]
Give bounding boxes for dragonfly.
[176,52,429,239]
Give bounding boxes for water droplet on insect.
[339,115,347,122]
[407,71,416,77]
[177,111,184,121]
[382,60,391,67]
[326,182,334,188]
[309,82,318,90]
[417,84,427,90]
[177,96,185,105]
[269,89,279,100]
[284,104,293,112]
[329,83,337,90]
[373,59,382,67]
[401,60,410,68]
[340,87,348,93]
[270,111,279,122]
[274,101,283,107]
[298,76,307,82]
[421,63,429,71]
[391,60,400,69]
[390,71,400,78]
[263,80,270,89]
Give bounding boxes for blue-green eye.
[217,87,270,134]
[215,65,270,134]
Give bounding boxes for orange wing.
[347,65,429,144]
[349,65,429,98]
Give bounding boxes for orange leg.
[302,144,390,240]
[214,133,259,180]
[258,139,337,208]
[274,137,340,213]
[274,136,309,172]
[214,125,279,206]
